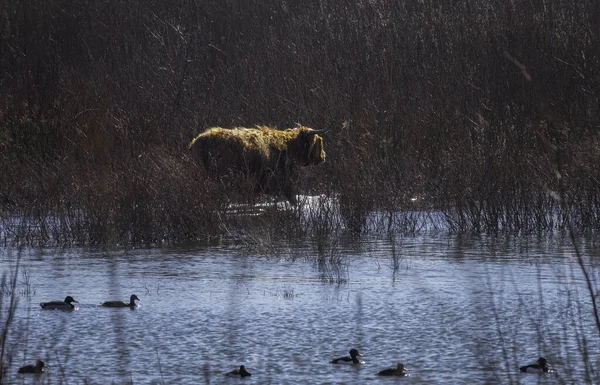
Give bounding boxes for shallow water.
[2,234,600,384]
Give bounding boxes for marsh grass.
[389,235,403,274]
[1,2,600,381]
[0,272,35,302]
[271,286,298,299]
[488,103,600,384]
[1,0,600,245]
[314,237,349,285]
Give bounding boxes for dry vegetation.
[1,0,599,245]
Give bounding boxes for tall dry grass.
[1,0,599,245]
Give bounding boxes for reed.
[488,95,600,384]
[1,0,599,245]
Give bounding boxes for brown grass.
[1,0,599,245]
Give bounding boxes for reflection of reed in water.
[2,235,600,383]
[389,234,408,283]
[315,237,348,285]
[1,254,71,383]
[0,267,19,383]
[487,237,600,384]
[106,260,131,380]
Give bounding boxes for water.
[2,234,599,384]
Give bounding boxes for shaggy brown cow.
[189,124,328,204]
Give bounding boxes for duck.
[101,294,140,308]
[40,296,78,310]
[330,348,364,364]
[519,357,549,373]
[226,365,251,377]
[17,360,45,374]
[377,362,407,376]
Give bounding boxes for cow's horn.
[309,125,333,135]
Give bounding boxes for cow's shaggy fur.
[189,125,326,204]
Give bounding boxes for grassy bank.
[1,0,600,245]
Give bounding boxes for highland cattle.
[189,124,329,204]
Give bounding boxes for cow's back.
[189,127,270,176]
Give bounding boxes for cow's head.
[290,125,329,166]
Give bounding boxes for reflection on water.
[1,234,599,384]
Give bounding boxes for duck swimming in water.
[519,357,549,373]
[40,296,78,310]
[17,360,45,374]
[330,349,364,364]
[101,294,140,308]
[377,362,407,376]
[226,365,251,377]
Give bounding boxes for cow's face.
[292,130,326,166]
[308,134,326,165]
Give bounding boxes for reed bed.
[1,0,599,245]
